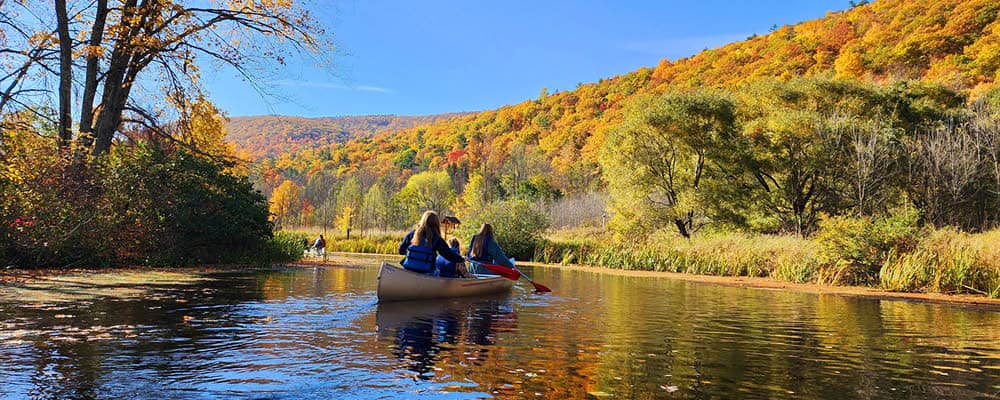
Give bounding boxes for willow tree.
[601,91,738,238]
[0,0,331,155]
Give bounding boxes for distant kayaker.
[313,234,326,257]
[398,211,465,275]
[435,237,469,278]
[467,223,514,268]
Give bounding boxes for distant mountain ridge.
[226,113,469,158]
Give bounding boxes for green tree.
[362,180,393,232]
[336,176,363,231]
[456,199,549,260]
[727,78,893,235]
[455,173,488,217]
[398,170,456,216]
[601,91,738,237]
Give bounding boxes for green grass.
[283,225,1000,299]
[279,229,403,255]
[533,233,819,282]
[879,229,1000,297]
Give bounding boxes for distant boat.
[376,262,514,302]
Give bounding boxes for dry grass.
[538,228,1000,298]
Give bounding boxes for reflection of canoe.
[375,294,513,333]
[376,295,516,375]
[376,262,514,302]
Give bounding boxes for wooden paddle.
[476,261,551,293]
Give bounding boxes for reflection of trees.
[376,296,517,378]
[5,265,1000,399]
[261,266,380,299]
[1,271,269,399]
[578,274,1000,400]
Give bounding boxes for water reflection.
[377,296,516,378]
[1,261,999,399]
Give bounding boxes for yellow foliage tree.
[269,180,301,229]
[336,205,355,238]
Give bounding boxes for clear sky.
[204,0,850,118]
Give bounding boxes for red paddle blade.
[529,281,552,293]
[479,263,521,281]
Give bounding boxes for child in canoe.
[398,211,465,275]
[435,237,471,278]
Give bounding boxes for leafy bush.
[2,129,277,267]
[458,199,549,260]
[103,145,274,265]
[265,231,308,263]
[814,210,922,285]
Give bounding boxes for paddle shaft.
[473,260,551,293]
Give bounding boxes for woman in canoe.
[398,211,465,275]
[467,223,514,268]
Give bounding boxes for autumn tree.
[454,173,488,218]
[335,176,362,231]
[362,180,395,232]
[269,179,302,230]
[0,0,330,155]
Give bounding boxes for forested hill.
[226,113,467,158]
[264,0,1000,193]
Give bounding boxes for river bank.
[3,251,998,307]
[322,252,1000,308]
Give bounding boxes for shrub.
[814,210,921,285]
[102,145,274,265]
[458,199,549,260]
[265,231,308,263]
[2,129,276,267]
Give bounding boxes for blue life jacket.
[402,240,436,273]
[435,246,461,278]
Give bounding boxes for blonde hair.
[412,211,442,246]
[470,223,494,259]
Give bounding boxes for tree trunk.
[92,0,140,155]
[78,0,109,148]
[54,0,73,150]
[673,218,690,238]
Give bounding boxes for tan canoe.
[376,262,514,302]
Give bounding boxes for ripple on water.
[2,265,1000,399]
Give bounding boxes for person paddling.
[467,223,514,268]
[398,211,465,275]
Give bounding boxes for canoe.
[376,262,514,302]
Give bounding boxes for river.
[1,256,999,399]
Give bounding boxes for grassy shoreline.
[315,252,1000,307]
[291,225,1000,300]
[543,236,1000,299]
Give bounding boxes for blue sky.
[204,0,849,118]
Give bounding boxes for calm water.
[2,257,999,399]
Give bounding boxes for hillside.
[264,0,1000,192]
[226,113,467,158]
